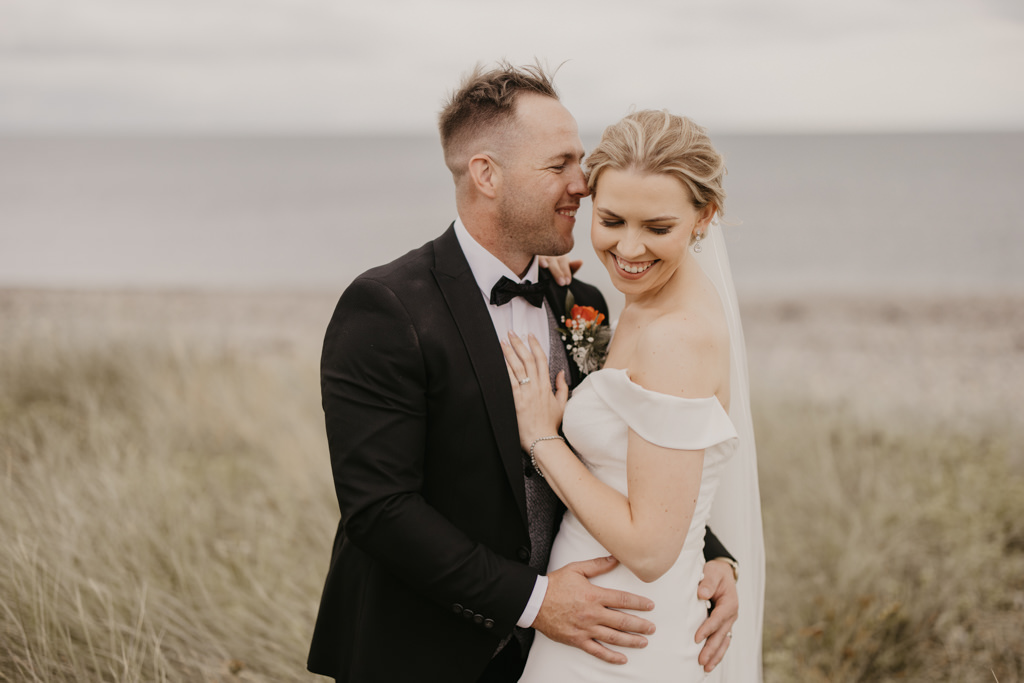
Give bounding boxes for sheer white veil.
[694,218,765,682]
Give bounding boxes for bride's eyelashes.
[598,218,674,235]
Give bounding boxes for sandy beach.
[740,293,1024,438]
[4,287,1021,431]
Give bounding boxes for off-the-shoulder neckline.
[580,367,725,406]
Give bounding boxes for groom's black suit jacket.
[307,226,732,682]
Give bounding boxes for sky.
[1,0,1023,135]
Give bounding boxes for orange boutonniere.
[569,305,604,326]
[559,292,612,376]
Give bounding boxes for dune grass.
[0,332,336,682]
[757,400,1024,682]
[1,319,1022,682]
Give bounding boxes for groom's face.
[496,94,587,259]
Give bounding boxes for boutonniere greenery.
[559,292,612,376]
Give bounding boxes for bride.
[502,110,764,682]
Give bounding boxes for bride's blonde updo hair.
[586,110,726,217]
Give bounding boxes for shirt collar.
[453,217,540,299]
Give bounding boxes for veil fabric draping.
[695,218,765,682]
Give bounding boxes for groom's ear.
[468,154,501,199]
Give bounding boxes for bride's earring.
[693,231,704,253]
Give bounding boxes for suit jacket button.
[517,546,530,562]
[483,619,495,629]
[473,613,484,624]
[462,608,474,620]
[452,603,463,614]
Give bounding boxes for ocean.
[1,133,1022,300]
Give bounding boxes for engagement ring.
[518,377,531,385]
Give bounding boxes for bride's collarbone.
[604,309,667,368]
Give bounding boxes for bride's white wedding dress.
[520,367,738,683]
[518,222,763,681]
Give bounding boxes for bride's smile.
[591,168,714,300]
[614,255,658,277]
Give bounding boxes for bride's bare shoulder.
[629,305,728,399]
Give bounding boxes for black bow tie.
[489,276,546,308]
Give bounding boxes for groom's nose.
[566,163,588,198]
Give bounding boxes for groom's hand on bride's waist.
[695,559,739,673]
[531,556,655,665]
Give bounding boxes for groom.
[307,62,739,683]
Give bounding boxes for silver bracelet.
[528,435,564,478]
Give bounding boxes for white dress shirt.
[454,218,551,354]
[453,218,550,628]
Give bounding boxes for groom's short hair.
[438,61,559,180]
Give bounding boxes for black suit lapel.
[431,226,528,527]
[540,269,584,389]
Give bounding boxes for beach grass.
[0,328,335,682]
[1,292,1022,682]
[757,400,1024,682]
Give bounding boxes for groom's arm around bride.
[306,61,738,683]
[305,232,655,682]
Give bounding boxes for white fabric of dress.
[520,367,739,683]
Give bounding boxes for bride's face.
[590,168,711,298]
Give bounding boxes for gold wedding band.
[519,377,531,385]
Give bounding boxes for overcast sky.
[1,0,1023,135]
